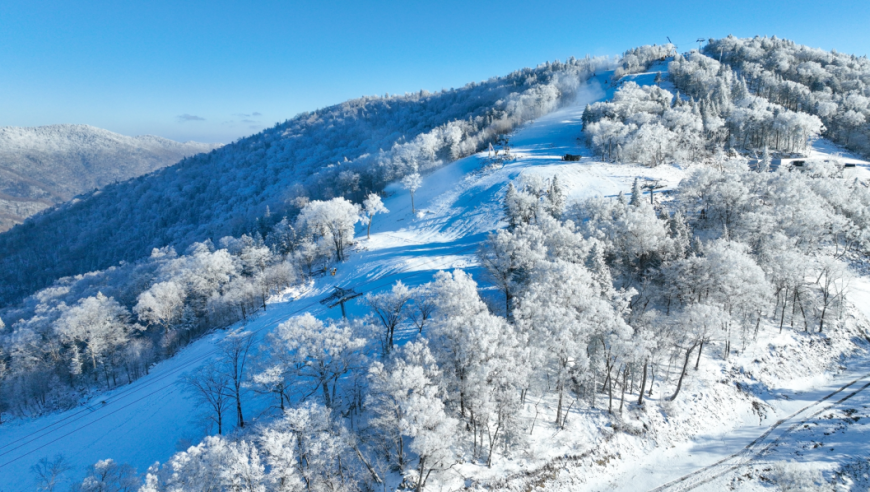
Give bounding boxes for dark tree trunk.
[638,361,648,405]
[670,343,697,401]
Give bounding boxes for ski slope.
[0,70,686,491]
[2,65,869,491]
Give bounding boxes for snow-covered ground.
[2,66,870,491]
[0,70,670,491]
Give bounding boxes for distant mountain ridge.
[0,124,221,231]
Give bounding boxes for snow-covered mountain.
[0,124,221,232]
[4,38,870,492]
[0,55,616,306]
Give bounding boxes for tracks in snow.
[648,372,870,491]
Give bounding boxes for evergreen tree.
[629,178,642,207]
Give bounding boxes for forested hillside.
[0,124,219,232]
[6,38,870,491]
[706,35,870,158]
[0,55,615,307]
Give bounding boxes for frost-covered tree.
[134,281,185,333]
[182,362,232,435]
[31,454,71,492]
[271,403,360,492]
[425,270,529,463]
[363,281,413,356]
[257,427,303,492]
[220,329,255,429]
[630,178,642,206]
[76,459,139,492]
[477,227,545,318]
[296,198,360,262]
[267,313,366,409]
[55,293,136,383]
[758,145,771,173]
[401,172,422,214]
[361,193,389,239]
[515,260,632,420]
[545,175,565,219]
[140,435,262,492]
[367,340,458,486]
[407,285,436,334]
[502,183,539,229]
[265,217,298,258]
[669,303,724,401]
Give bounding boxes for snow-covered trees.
[220,329,255,429]
[502,183,537,229]
[708,35,870,157]
[477,229,537,317]
[31,454,71,492]
[585,47,828,166]
[364,282,413,356]
[267,314,366,409]
[425,270,528,464]
[76,459,139,492]
[367,341,458,486]
[140,435,266,492]
[0,53,615,311]
[361,193,389,239]
[516,260,632,421]
[134,281,185,333]
[296,198,360,262]
[583,82,685,165]
[55,293,138,383]
[613,44,675,79]
[575,193,675,286]
[401,172,422,214]
[142,403,361,491]
[87,137,870,490]
[502,175,565,229]
[0,217,309,417]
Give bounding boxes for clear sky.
[1,0,868,143]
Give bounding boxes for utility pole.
[320,286,362,319]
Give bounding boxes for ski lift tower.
[320,286,363,319]
[642,180,665,205]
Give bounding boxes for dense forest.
[708,35,870,158]
[93,153,868,491]
[0,51,643,421]
[583,49,824,165]
[0,55,613,307]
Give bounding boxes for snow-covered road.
[644,369,870,491]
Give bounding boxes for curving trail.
[648,373,870,491]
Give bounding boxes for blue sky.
[1,0,868,143]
